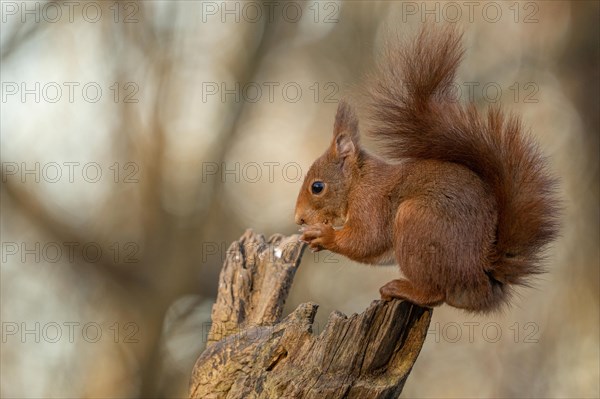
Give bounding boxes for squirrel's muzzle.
[294,212,305,225]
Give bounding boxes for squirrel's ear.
[332,100,359,161]
[335,133,356,160]
[333,99,359,143]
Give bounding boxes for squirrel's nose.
[294,212,305,225]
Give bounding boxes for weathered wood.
[190,230,432,399]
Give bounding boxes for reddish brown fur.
[295,26,559,313]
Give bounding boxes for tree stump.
[189,230,432,399]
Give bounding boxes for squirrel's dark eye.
[311,181,325,195]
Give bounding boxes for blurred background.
[1,1,598,398]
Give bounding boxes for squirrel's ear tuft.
[333,99,359,144]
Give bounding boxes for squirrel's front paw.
[299,223,335,252]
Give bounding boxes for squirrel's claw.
[299,223,335,252]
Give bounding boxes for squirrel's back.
[365,26,559,307]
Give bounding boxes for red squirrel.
[294,26,559,313]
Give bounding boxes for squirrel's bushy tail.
[366,26,559,292]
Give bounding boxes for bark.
[190,230,432,399]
